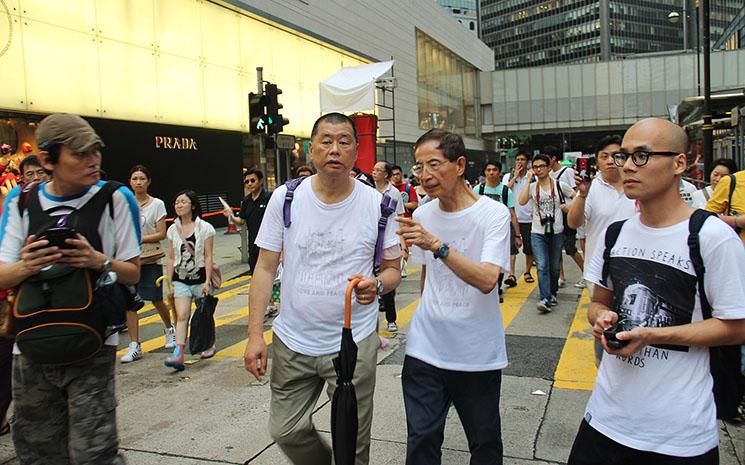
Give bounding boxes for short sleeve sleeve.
[254,186,286,252]
[705,175,731,214]
[111,187,142,261]
[0,187,25,263]
[480,204,511,270]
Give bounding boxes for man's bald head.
[624,118,688,155]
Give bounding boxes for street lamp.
[667,10,688,51]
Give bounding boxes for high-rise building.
[480,1,742,70]
[437,0,480,35]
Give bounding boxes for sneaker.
[401,258,408,278]
[120,342,142,363]
[536,299,552,313]
[574,278,587,288]
[265,305,279,319]
[558,278,566,288]
[548,296,558,307]
[164,346,185,371]
[164,326,176,349]
[387,322,398,332]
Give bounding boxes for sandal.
[0,423,9,436]
[504,274,517,287]
[524,272,535,283]
[200,345,216,359]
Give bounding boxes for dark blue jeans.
[531,232,564,301]
[402,356,503,465]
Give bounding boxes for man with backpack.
[0,113,141,465]
[475,160,521,300]
[568,118,745,464]
[243,112,401,465]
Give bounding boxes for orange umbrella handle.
[345,278,362,329]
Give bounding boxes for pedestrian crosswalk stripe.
[501,275,538,329]
[117,280,251,357]
[130,279,251,329]
[133,275,251,317]
[553,288,597,391]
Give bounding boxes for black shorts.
[518,222,533,256]
[510,226,518,256]
[563,226,578,256]
[568,419,718,465]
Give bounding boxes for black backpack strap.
[600,219,627,287]
[556,167,569,205]
[688,209,716,319]
[726,174,736,215]
[373,193,397,275]
[283,176,308,227]
[502,185,509,207]
[478,183,485,196]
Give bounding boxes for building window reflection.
[416,29,478,134]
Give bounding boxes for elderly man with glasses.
[223,167,271,275]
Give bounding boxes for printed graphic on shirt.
[295,227,348,298]
[608,254,696,353]
[425,236,472,307]
[176,233,203,283]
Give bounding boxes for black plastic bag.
[189,295,218,355]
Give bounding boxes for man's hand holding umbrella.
[346,275,377,305]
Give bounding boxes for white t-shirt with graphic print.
[408,196,511,371]
[584,213,745,457]
[529,180,574,235]
[255,179,400,356]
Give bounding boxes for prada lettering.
[154,136,198,150]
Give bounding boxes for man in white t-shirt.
[397,129,510,465]
[504,149,535,283]
[243,113,401,465]
[0,114,141,464]
[373,161,405,331]
[568,118,745,464]
[567,135,637,366]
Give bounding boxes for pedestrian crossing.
[119,270,599,391]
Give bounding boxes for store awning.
[319,61,394,113]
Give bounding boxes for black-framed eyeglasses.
[612,151,680,167]
[532,164,548,170]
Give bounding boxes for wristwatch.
[375,278,385,295]
[101,257,112,273]
[433,242,450,259]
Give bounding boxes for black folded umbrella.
[331,279,361,465]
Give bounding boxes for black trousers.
[402,355,503,465]
[0,337,13,424]
[378,290,396,324]
[568,419,719,465]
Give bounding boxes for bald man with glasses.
[568,117,745,465]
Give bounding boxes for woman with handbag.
[164,190,217,371]
[121,165,175,363]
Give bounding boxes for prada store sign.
[154,136,198,151]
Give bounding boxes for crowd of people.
[0,110,743,465]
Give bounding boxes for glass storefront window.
[415,29,478,134]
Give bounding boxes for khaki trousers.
[268,331,379,465]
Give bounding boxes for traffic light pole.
[702,0,713,182]
[257,67,267,187]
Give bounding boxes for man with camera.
[0,113,141,464]
[568,117,745,464]
[544,146,585,288]
[518,153,574,312]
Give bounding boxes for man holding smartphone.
[0,113,141,465]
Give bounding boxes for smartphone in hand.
[40,227,78,249]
